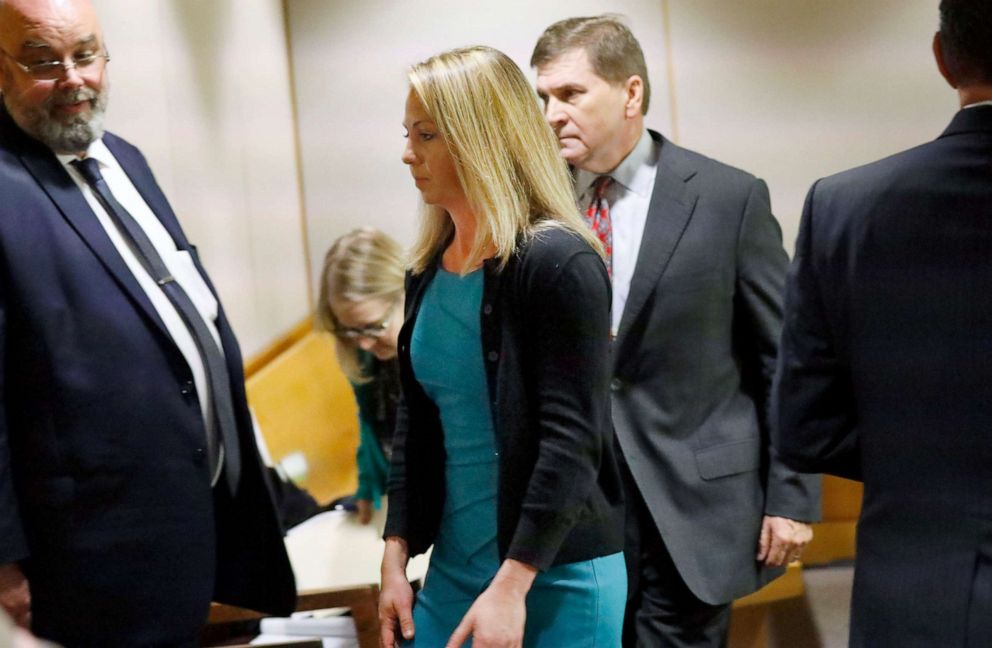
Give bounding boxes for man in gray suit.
[533,16,820,647]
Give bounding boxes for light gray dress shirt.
[577,130,660,334]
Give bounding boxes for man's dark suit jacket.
[774,105,992,647]
[612,130,820,605]
[0,108,296,647]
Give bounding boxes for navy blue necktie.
[71,157,241,495]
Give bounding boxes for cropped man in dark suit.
[774,1,992,645]
[0,1,295,645]
[533,16,820,647]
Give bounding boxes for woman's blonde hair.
[407,45,603,274]
[316,227,405,381]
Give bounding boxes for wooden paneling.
[246,330,359,503]
[805,475,863,565]
[729,563,805,648]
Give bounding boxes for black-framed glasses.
[332,301,398,340]
[0,46,110,81]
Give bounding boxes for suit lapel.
[614,134,699,353]
[103,135,191,251]
[10,125,174,344]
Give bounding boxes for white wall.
[285,0,673,284]
[83,0,959,354]
[94,0,310,356]
[287,0,957,267]
[666,0,956,252]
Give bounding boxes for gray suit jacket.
[611,130,820,604]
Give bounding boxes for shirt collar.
[56,138,113,170]
[577,129,657,199]
[964,99,992,109]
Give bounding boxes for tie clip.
[157,275,176,286]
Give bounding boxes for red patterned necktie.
[585,176,613,274]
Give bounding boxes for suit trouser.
[619,456,730,648]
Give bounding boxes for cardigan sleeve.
[505,233,613,569]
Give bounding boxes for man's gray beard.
[23,87,108,153]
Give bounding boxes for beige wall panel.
[666,0,957,253]
[286,0,673,285]
[93,0,309,356]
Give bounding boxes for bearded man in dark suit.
[0,1,295,645]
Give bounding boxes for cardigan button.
[610,378,624,392]
[487,351,499,362]
[483,303,493,315]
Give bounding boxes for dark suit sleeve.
[735,179,821,521]
[506,244,613,569]
[0,273,29,564]
[773,181,860,481]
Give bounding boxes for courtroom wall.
[285,0,673,285]
[84,1,957,355]
[288,0,955,280]
[94,0,310,357]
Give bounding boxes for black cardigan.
[383,226,625,570]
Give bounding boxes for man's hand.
[445,559,536,648]
[379,538,415,648]
[757,516,813,567]
[0,563,30,629]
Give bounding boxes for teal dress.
[406,267,625,647]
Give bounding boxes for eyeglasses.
[332,302,398,340]
[0,46,110,81]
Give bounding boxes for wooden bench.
[804,475,862,565]
[245,321,360,503]
[728,562,805,648]
[202,321,381,646]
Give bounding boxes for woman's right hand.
[356,498,374,525]
[379,537,415,647]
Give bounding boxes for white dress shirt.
[59,140,224,484]
[577,131,660,335]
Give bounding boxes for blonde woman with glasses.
[379,46,626,648]
[317,228,404,525]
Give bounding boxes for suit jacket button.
[181,380,194,396]
[193,447,206,464]
[610,378,624,392]
[483,304,493,315]
[487,351,499,362]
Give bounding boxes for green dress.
[350,351,399,508]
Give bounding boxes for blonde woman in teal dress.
[379,46,627,648]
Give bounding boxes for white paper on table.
[259,616,356,637]
[284,502,430,591]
